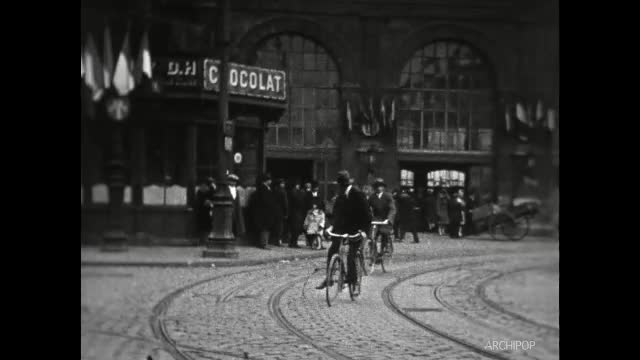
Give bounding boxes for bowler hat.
[373,178,387,188]
[227,174,239,183]
[257,173,272,184]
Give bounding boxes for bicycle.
[364,220,393,274]
[324,227,366,307]
[476,201,537,241]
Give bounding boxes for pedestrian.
[368,178,396,252]
[316,170,372,291]
[305,180,324,212]
[304,202,326,249]
[465,188,478,236]
[287,179,306,248]
[194,178,214,245]
[448,188,466,238]
[436,188,450,236]
[250,173,278,249]
[224,174,246,240]
[272,178,289,246]
[397,186,420,243]
[423,188,438,232]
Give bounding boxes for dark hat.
[257,173,272,184]
[311,180,319,188]
[373,178,387,188]
[227,173,239,183]
[336,170,351,185]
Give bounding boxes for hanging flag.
[536,100,544,123]
[83,33,104,101]
[369,98,379,135]
[135,27,153,84]
[547,109,557,131]
[381,99,387,128]
[390,99,396,127]
[515,103,527,125]
[81,47,85,79]
[113,26,135,96]
[103,25,114,89]
[346,101,353,131]
[505,106,512,132]
[526,105,534,127]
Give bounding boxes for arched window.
[253,34,341,148]
[397,40,493,152]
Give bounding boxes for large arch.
[233,16,358,83]
[383,23,515,90]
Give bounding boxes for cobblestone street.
[81,235,559,360]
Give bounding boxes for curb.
[81,252,326,268]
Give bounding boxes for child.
[303,202,326,249]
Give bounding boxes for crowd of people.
[194,171,482,249]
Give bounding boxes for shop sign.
[203,59,286,101]
[155,58,286,101]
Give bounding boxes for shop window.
[254,34,340,148]
[427,170,466,188]
[397,40,494,152]
[143,125,188,206]
[400,170,415,187]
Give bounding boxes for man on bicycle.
[368,178,396,253]
[316,170,371,290]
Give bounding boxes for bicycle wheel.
[349,253,364,300]
[326,256,343,307]
[381,240,393,273]
[501,215,529,241]
[364,239,376,275]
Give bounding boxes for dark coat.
[368,192,396,235]
[448,197,465,225]
[250,184,278,231]
[288,188,306,234]
[195,187,214,232]
[273,187,289,221]
[397,192,418,229]
[305,191,324,212]
[332,187,372,235]
[423,193,438,223]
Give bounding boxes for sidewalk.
[81,244,326,268]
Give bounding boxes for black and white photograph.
[81,0,559,359]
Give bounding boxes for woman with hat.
[368,178,396,253]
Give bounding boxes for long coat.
[195,186,214,232]
[224,185,246,237]
[397,192,418,230]
[368,192,396,235]
[423,193,438,224]
[249,184,278,231]
[437,194,450,225]
[332,187,372,235]
[288,188,306,235]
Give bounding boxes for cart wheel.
[502,215,529,241]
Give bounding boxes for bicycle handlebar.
[325,227,362,239]
[371,221,388,226]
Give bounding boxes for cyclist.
[368,178,396,253]
[316,170,372,290]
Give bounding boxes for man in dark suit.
[287,179,306,248]
[272,178,289,246]
[225,174,246,240]
[368,178,397,252]
[305,180,324,212]
[397,186,420,243]
[316,170,371,290]
[250,173,278,249]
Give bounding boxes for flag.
[536,100,544,123]
[103,25,114,90]
[505,106,512,132]
[390,99,396,127]
[515,103,527,125]
[83,33,104,101]
[526,105,534,127]
[135,28,153,84]
[369,98,379,135]
[81,47,85,79]
[381,99,387,128]
[346,101,353,131]
[547,109,556,131]
[113,26,135,96]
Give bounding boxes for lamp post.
[203,0,238,258]
[101,96,130,252]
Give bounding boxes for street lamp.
[203,0,238,258]
[101,95,130,252]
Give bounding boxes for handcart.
[471,199,539,241]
